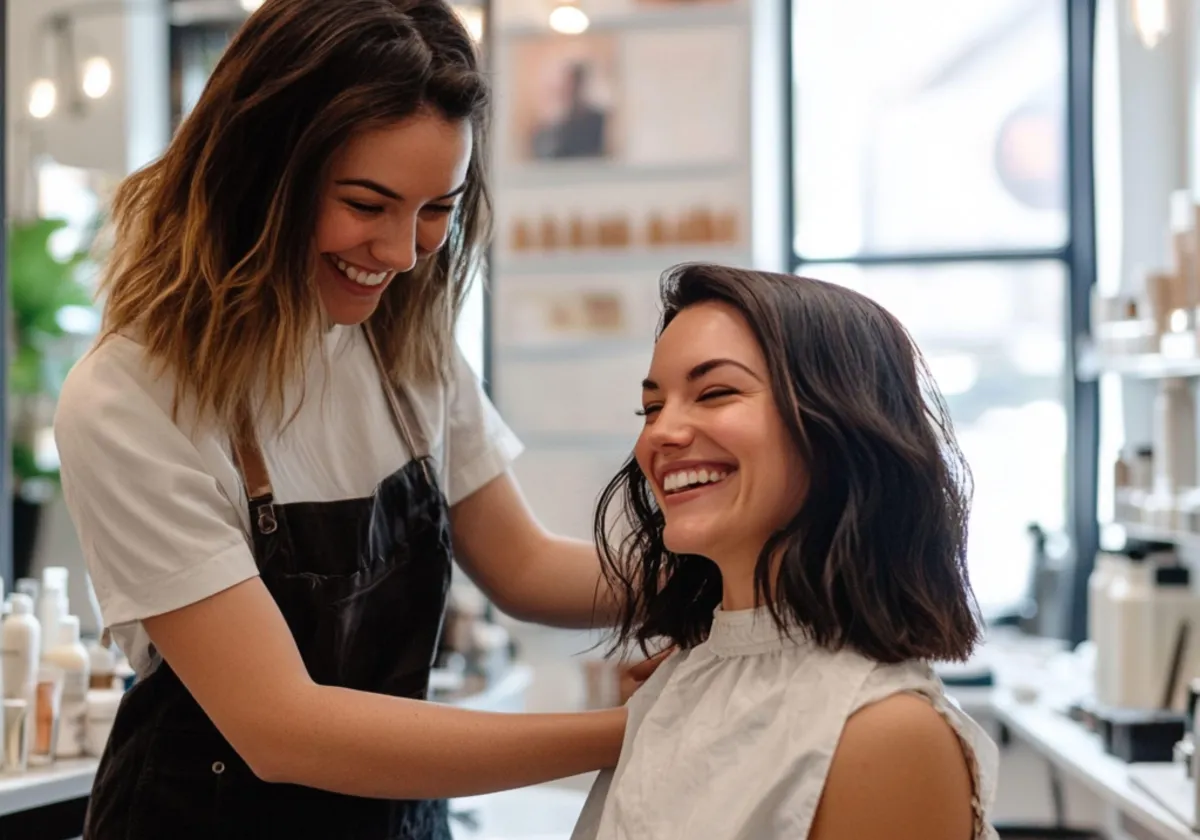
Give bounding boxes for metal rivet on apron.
[212,761,225,775]
[257,505,278,535]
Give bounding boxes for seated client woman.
[572,264,998,840]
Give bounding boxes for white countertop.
[989,691,1196,840]
[0,662,536,818]
[0,758,98,817]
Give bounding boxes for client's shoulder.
[812,691,976,840]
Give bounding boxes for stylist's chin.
[314,253,399,325]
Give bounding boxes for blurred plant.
[8,217,97,489]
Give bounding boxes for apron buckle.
[256,505,278,535]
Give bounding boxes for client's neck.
[714,546,778,612]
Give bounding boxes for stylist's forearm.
[262,684,624,798]
[508,536,622,628]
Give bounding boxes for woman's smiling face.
[313,111,471,325]
[634,300,808,565]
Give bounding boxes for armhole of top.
[897,687,999,840]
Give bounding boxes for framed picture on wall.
[508,33,621,162]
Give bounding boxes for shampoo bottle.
[44,616,89,758]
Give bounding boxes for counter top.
[0,758,99,817]
[990,691,1195,840]
[0,662,535,818]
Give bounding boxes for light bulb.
[82,56,112,99]
[1131,0,1169,49]
[240,0,265,11]
[453,6,485,42]
[548,3,589,34]
[28,78,57,120]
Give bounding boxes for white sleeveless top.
[571,606,1000,840]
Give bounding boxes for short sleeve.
[53,342,259,632]
[444,348,523,506]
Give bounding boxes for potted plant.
[7,217,96,580]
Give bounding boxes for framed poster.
[508,33,621,162]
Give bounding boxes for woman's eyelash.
[424,204,456,214]
[345,200,383,214]
[636,390,736,416]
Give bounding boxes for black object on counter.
[1098,708,1189,763]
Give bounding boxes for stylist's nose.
[372,217,418,274]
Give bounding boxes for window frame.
[782,0,1099,643]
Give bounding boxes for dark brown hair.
[98,0,489,425]
[594,264,981,664]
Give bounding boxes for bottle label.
[59,670,87,703]
[56,700,86,759]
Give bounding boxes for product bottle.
[1108,550,1158,709]
[1090,551,1127,705]
[1155,378,1198,495]
[2,594,40,704]
[44,616,89,759]
[37,570,68,657]
[1148,565,1200,711]
[87,631,117,691]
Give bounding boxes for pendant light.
[1131,0,1170,49]
[549,0,589,35]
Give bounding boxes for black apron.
[84,327,455,839]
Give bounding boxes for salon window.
[789,0,1076,620]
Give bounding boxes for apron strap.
[229,326,433,506]
[232,404,274,502]
[361,325,430,460]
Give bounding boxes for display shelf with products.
[489,0,785,540]
[1096,190,1200,563]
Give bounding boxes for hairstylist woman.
[52,1,643,837]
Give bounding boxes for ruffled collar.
[706,604,808,657]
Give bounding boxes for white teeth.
[662,467,730,494]
[332,257,388,287]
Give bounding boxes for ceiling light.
[453,5,484,42]
[28,79,57,119]
[1131,0,1169,49]
[240,0,265,12]
[81,56,112,99]
[549,2,589,35]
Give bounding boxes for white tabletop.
[989,691,1196,840]
[0,757,98,817]
[0,662,536,819]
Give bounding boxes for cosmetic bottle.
[1091,551,1127,705]
[1154,378,1197,498]
[2,595,39,705]
[45,616,89,758]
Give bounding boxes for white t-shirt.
[54,325,523,676]
[571,606,1000,840]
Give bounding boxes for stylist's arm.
[144,580,622,798]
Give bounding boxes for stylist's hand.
[618,647,674,704]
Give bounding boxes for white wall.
[5,0,170,634]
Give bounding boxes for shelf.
[0,758,97,817]
[499,3,749,36]
[1080,351,1200,380]
[495,337,652,362]
[499,161,744,189]
[496,246,751,276]
[1114,522,1200,552]
[515,431,639,451]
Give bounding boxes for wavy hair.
[97,0,490,426]
[594,264,981,664]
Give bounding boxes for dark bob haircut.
[593,263,981,665]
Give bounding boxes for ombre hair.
[97,0,490,425]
